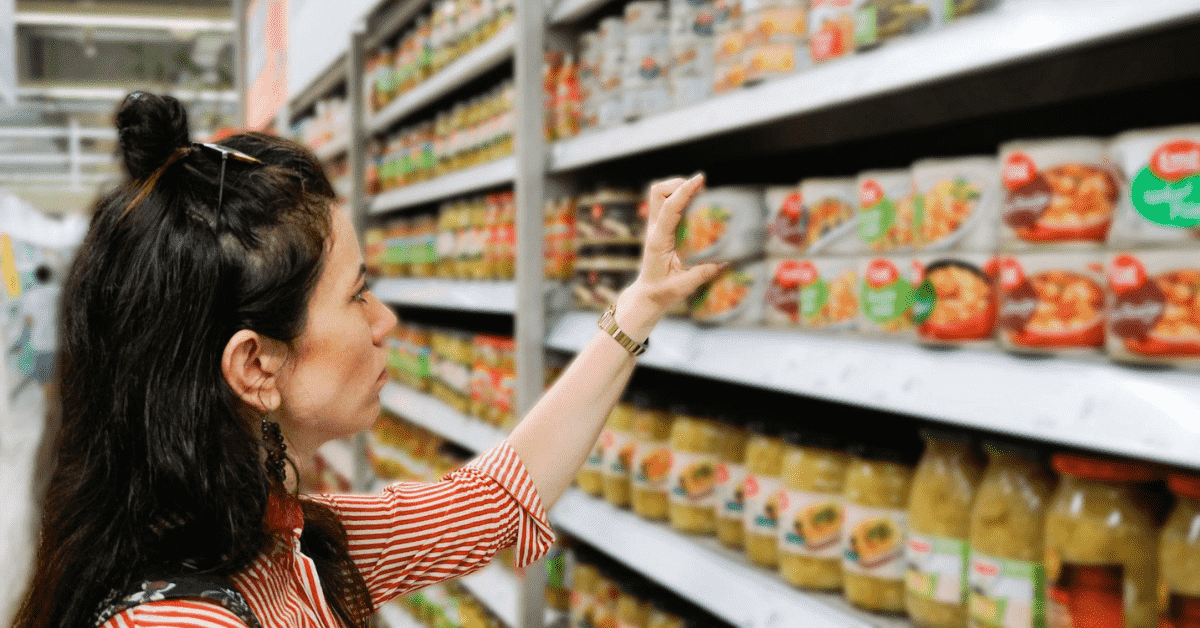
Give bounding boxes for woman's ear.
[222,330,288,412]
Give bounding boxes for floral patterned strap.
[94,575,262,628]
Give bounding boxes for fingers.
[648,173,705,254]
[670,262,725,297]
[647,177,687,227]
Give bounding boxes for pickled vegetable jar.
[631,398,675,521]
[967,441,1056,628]
[744,421,787,568]
[569,560,600,628]
[616,585,650,628]
[1159,474,1200,628]
[1045,454,1159,628]
[715,419,750,549]
[592,572,623,628]
[844,443,916,614]
[577,433,605,497]
[778,430,849,591]
[668,413,720,534]
[601,402,637,508]
[647,606,686,628]
[906,431,984,628]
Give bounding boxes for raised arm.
[507,173,722,509]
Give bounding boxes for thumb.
[670,262,726,295]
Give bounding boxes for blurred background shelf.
[546,312,1200,469]
[313,133,350,162]
[380,382,507,454]
[377,602,426,628]
[370,157,517,214]
[373,278,517,313]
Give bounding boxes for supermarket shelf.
[373,278,517,313]
[545,312,1200,469]
[457,563,564,628]
[316,438,355,485]
[290,52,348,123]
[370,157,517,214]
[551,489,908,628]
[548,0,1200,172]
[313,134,350,163]
[367,24,517,135]
[549,0,607,25]
[377,602,424,628]
[380,382,507,454]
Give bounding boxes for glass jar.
[744,420,786,569]
[668,412,720,535]
[778,430,849,591]
[967,441,1055,628]
[592,571,623,628]
[1045,454,1159,628]
[569,559,600,628]
[843,442,917,614]
[601,402,637,508]
[1160,474,1200,628]
[577,434,605,497]
[631,398,675,521]
[906,430,984,628]
[715,417,750,549]
[647,605,686,628]
[616,584,650,628]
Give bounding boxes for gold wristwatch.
[598,304,649,357]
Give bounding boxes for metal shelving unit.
[380,382,508,454]
[369,156,518,214]
[372,278,518,313]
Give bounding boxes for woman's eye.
[353,286,368,303]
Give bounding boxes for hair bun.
[116,92,191,180]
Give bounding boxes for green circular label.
[862,280,914,324]
[1130,167,1200,228]
[911,280,937,325]
[800,278,830,320]
[858,199,895,244]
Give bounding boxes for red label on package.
[782,192,804,219]
[1003,152,1039,190]
[1109,254,1148,295]
[999,257,1026,291]
[860,179,884,207]
[865,259,899,288]
[796,260,819,286]
[1048,563,1125,628]
[1150,140,1200,182]
[775,260,806,287]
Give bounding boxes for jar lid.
[982,439,1043,461]
[920,427,973,445]
[1168,473,1200,499]
[848,441,920,466]
[783,429,844,451]
[1052,453,1157,483]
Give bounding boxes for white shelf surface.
[551,489,908,628]
[549,0,607,24]
[377,602,424,628]
[313,133,350,163]
[370,157,517,214]
[546,312,1200,469]
[373,277,517,313]
[380,382,508,454]
[316,438,355,485]
[367,24,516,135]
[549,0,1200,171]
[458,563,521,627]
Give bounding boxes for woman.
[12,92,719,628]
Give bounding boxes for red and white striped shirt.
[102,441,555,628]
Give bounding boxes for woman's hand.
[614,173,725,341]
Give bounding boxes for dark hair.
[34,265,52,284]
[13,92,372,628]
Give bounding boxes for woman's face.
[277,207,397,454]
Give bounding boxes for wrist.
[613,284,662,343]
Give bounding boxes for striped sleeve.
[310,440,555,607]
[101,601,248,628]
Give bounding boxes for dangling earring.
[262,416,288,483]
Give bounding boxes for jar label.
[905,532,969,604]
[601,430,634,479]
[743,474,784,534]
[668,450,718,506]
[1047,563,1123,628]
[632,442,673,490]
[842,504,907,579]
[1160,591,1200,628]
[778,489,844,560]
[716,462,747,520]
[1130,140,1200,228]
[583,439,604,472]
[968,551,1046,628]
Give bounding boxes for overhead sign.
[244,0,288,130]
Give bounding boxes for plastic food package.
[854,0,941,51]
[669,35,715,76]
[671,75,712,108]
[713,60,747,94]
[1108,125,1200,246]
[623,30,670,89]
[679,186,767,263]
[997,252,1106,354]
[744,42,810,83]
[632,401,675,521]
[743,426,787,569]
[1159,474,1200,628]
[905,431,983,628]
[690,260,768,326]
[712,29,748,93]
[764,258,803,326]
[670,3,718,38]
[843,445,915,614]
[797,258,859,332]
[600,403,638,508]
[572,251,640,311]
[999,138,1119,248]
[913,253,999,345]
[576,188,644,245]
[627,0,670,31]
[667,415,721,534]
[744,6,807,45]
[943,0,1001,21]
[858,256,921,337]
[809,0,856,63]
[968,441,1056,628]
[768,178,858,255]
[778,431,849,592]
[857,169,917,252]
[715,420,751,549]
[713,0,744,32]
[1045,454,1159,628]
[912,156,1000,251]
[1106,249,1200,368]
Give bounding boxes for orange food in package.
[913,254,1000,345]
[998,253,1106,354]
[999,138,1119,248]
[1107,249,1200,367]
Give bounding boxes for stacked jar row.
[575,397,1200,628]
